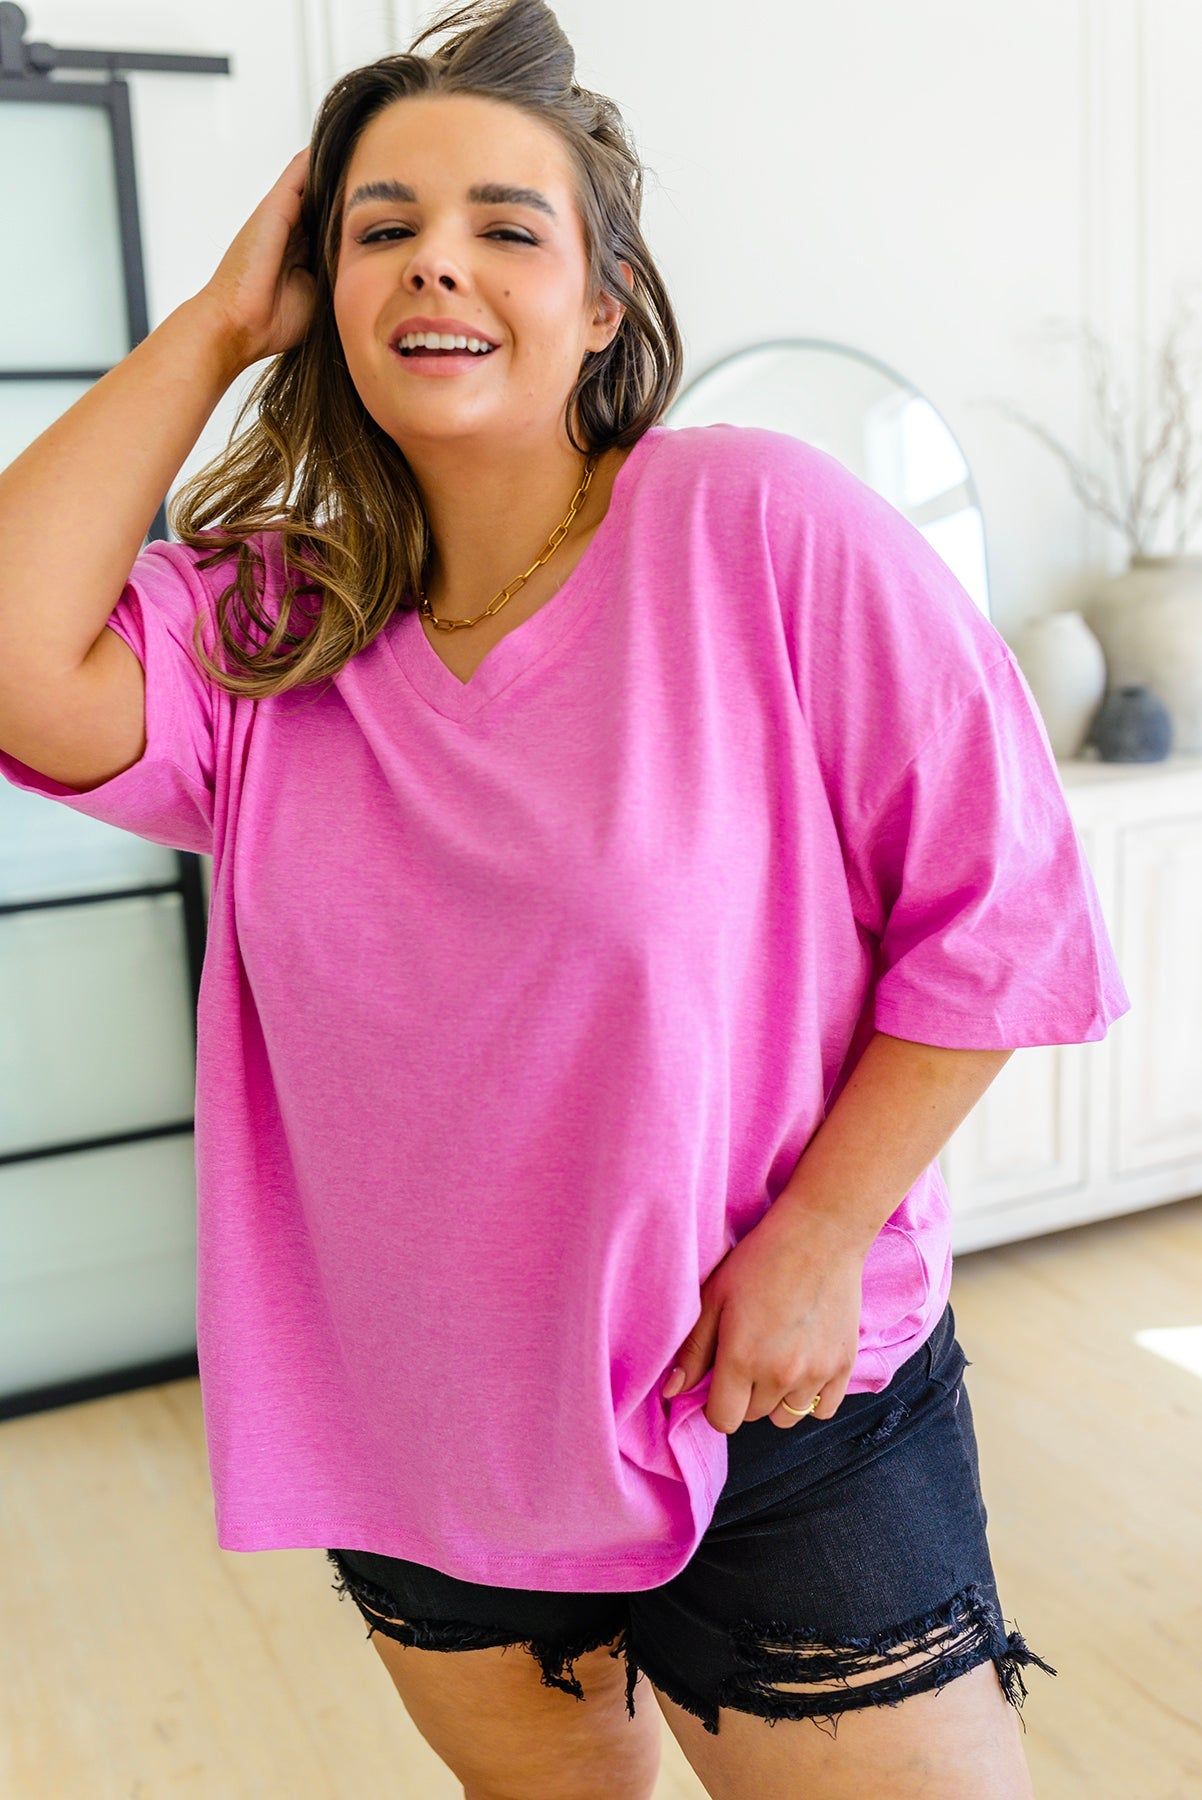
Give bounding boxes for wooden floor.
[3,1193,1200,1799]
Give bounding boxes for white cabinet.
[941,752,1202,1252]
[0,785,206,1406]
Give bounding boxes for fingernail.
[663,1366,686,1398]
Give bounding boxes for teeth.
[396,330,494,353]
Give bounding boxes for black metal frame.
[0,4,230,1421]
[0,75,167,529]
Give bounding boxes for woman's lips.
[389,344,499,375]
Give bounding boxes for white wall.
[26,0,1202,636]
[551,0,1202,632]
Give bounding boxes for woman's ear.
[591,262,635,349]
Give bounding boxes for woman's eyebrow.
[345,179,558,219]
[470,181,558,219]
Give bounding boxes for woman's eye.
[358,226,537,246]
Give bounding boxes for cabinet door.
[1113,814,1202,1176]
[0,891,197,1153]
[940,1040,1088,1215]
[0,73,205,1412]
[0,1137,199,1396]
[938,816,1112,1246]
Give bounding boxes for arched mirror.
[666,339,991,618]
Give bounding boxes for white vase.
[1084,556,1202,752]
[1010,611,1107,758]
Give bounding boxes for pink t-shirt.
[1,424,1128,1590]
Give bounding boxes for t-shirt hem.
[216,1513,716,1592]
[873,995,1128,1048]
[0,740,205,806]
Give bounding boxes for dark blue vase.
[1091,684,1173,762]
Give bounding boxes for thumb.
[662,1305,720,1398]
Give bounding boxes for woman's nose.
[404,236,468,294]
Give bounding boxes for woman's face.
[332,92,627,456]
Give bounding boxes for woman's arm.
[662,1031,1013,1432]
[0,148,311,689]
[770,1030,1013,1257]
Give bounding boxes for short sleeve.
[727,424,1130,1050]
[845,651,1131,1048]
[0,538,221,855]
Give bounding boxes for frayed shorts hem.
[327,1546,645,1717]
[325,1550,1056,1739]
[619,1579,1057,1738]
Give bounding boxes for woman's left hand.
[661,1201,866,1433]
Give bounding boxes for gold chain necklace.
[417,452,599,632]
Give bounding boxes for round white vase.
[1083,556,1202,752]
[1010,610,1107,758]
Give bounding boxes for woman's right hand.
[196,146,318,371]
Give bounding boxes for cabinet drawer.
[0,1134,198,1401]
[0,893,196,1157]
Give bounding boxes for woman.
[0,1,1128,1795]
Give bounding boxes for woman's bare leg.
[364,1612,661,1800]
[649,1656,1034,1800]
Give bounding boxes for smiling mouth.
[394,334,496,358]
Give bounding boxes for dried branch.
[991,302,1202,559]
[1126,337,1183,549]
[991,401,1132,537]
[1084,326,1136,541]
[1177,467,1202,543]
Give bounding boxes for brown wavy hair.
[168,0,684,700]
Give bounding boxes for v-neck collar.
[383,427,666,723]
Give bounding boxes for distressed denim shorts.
[326,1300,1056,1736]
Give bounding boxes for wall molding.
[293,0,407,121]
[294,0,335,124]
[1081,0,1147,571]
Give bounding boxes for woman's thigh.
[650,1656,1032,1800]
[365,1629,660,1800]
[624,1303,1054,1796]
[325,1547,657,1800]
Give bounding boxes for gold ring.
[779,1393,821,1418]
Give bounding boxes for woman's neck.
[408,438,628,619]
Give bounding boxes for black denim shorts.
[326,1301,1056,1736]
